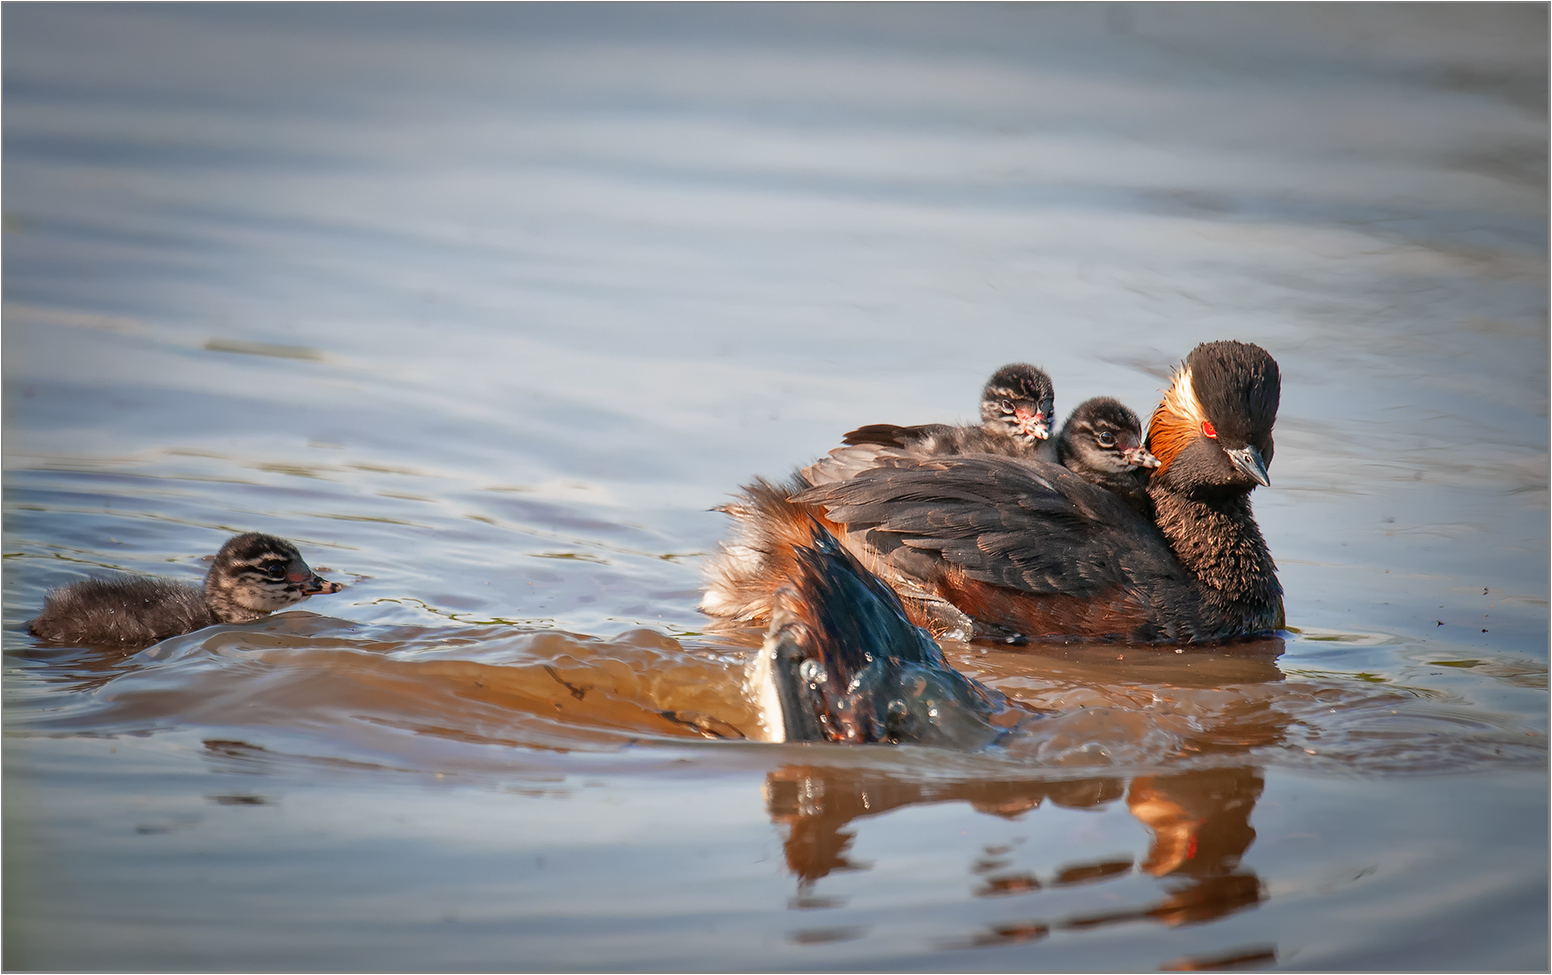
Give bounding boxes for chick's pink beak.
[291,568,345,595]
[1123,445,1161,469]
[1014,408,1050,440]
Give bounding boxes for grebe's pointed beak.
[1225,445,1271,487]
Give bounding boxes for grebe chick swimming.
[705,341,1282,645]
[1054,396,1159,518]
[29,532,345,650]
[840,363,1056,459]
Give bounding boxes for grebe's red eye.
[1202,420,1218,439]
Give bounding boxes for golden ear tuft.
[1145,364,1207,475]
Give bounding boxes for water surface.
[4,5,1547,971]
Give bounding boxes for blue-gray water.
[4,4,1547,971]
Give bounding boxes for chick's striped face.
[212,534,344,614]
[1085,418,1160,471]
[1063,398,1160,474]
[980,365,1055,444]
[992,391,1054,442]
[225,545,311,611]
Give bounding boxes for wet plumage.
[752,523,1018,745]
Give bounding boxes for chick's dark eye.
[263,563,287,580]
[1095,432,1116,448]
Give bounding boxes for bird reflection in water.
[766,763,1269,940]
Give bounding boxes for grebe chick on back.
[840,363,1056,459]
[1055,396,1159,517]
[704,341,1282,645]
[809,387,1158,515]
[802,363,1056,488]
[29,532,345,650]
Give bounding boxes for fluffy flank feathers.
[29,576,215,648]
[701,476,843,623]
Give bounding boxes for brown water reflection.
[769,762,1265,926]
